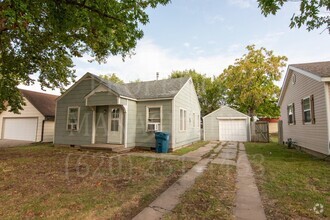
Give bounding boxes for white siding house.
[0,90,58,142]
[279,61,330,155]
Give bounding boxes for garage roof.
[203,106,250,119]
[20,89,58,117]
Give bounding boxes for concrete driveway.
[0,139,33,148]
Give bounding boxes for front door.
[108,107,123,144]
[95,106,108,143]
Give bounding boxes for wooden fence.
[251,121,269,142]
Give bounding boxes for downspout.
[41,119,45,142]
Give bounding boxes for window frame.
[192,112,195,128]
[302,97,311,124]
[287,103,295,125]
[179,108,187,131]
[146,106,162,132]
[301,95,315,125]
[67,106,80,131]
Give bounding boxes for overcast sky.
[20,0,330,94]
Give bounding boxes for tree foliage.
[219,45,287,118]
[257,0,330,33]
[99,73,124,84]
[0,0,170,113]
[170,69,224,116]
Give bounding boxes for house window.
[302,95,315,124]
[111,108,119,131]
[67,107,80,131]
[146,106,161,131]
[287,103,295,125]
[192,113,195,128]
[180,109,187,131]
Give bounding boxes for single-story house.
[0,89,57,142]
[279,61,330,156]
[54,73,201,150]
[203,106,251,142]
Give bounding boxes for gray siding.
[126,100,137,147]
[55,78,100,145]
[174,79,201,148]
[135,100,172,148]
[280,70,329,155]
[203,106,250,141]
[87,92,118,106]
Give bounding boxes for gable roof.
[203,106,250,119]
[278,61,330,106]
[20,89,58,117]
[290,61,330,78]
[92,73,190,100]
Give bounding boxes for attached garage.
[203,106,250,142]
[2,118,38,141]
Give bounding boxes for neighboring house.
[258,118,279,134]
[0,89,58,142]
[279,61,330,156]
[54,73,201,150]
[203,106,251,142]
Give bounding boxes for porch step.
[80,144,133,153]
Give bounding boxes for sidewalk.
[234,143,267,220]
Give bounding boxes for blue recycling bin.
[155,132,170,153]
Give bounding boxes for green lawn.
[165,164,236,219]
[245,141,330,219]
[171,141,208,156]
[0,144,194,219]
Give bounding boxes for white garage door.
[3,118,38,141]
[219,119,247,142]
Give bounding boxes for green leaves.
[0,0,170,112]
[170,70,225,116]
[99,73,124,84]
[257,0,330,33]
[220,45,287,118]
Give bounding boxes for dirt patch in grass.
[165,164,236,219]
[171,141,208,156]
[246,142,330,219]
[0,144,194,219]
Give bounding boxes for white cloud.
[205,14,225,24]
[73,38,238,81]
[183,42,190,47]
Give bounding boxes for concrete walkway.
[234,143,267,220]
[132,141,267,220]
[133,158,212,220]
[0,139,33,148]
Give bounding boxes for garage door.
[219,119,247,142]
[3,118,38,141]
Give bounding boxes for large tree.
[0,0,170,113]
[219,45,287,118]
[170,69,224,116]
[99,73,124,84]
[257,0,330,33]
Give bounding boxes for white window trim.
[67,106,80,131]
[146,106,162,132]
[302,96,312,124]
[192,112,196,128]
[288,103,294,125]
[179,108,187,132]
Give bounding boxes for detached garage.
[0,89,58,142]
[203,106,251,142]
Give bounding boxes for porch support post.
[123,105,128,148]
[91,106,96,144]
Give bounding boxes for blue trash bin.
[155,132,170,153]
